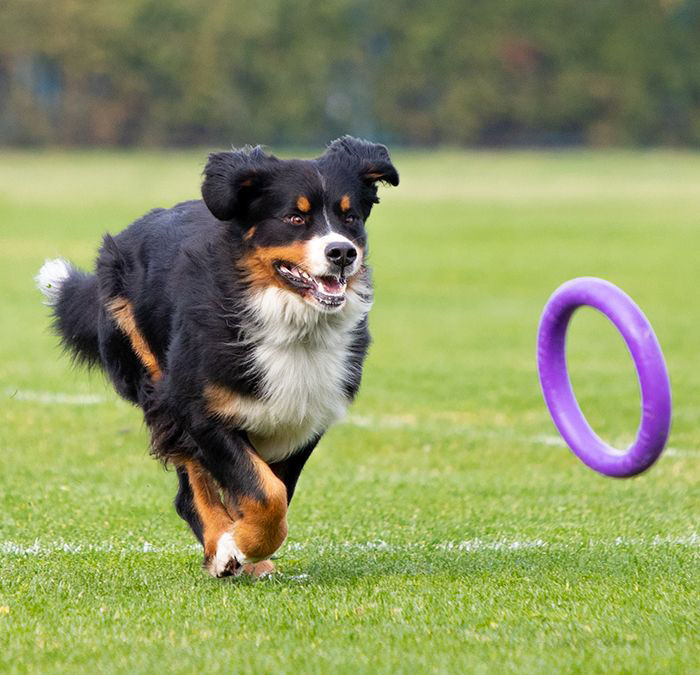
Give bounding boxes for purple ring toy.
[537,277,671,478]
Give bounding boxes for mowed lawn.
[0,149,698,674]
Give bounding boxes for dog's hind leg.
[174,466,204,546]
[180,459,239,577]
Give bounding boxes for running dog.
[36,136,398,577]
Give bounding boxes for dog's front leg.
[184,418,288,578]
[268,437,319,504]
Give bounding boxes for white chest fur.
[246,338,351,462]
[226,284,371,463]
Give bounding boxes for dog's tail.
[36,258,101,368]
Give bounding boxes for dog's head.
[201,136,398,313]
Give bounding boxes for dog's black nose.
[325,242,357,269]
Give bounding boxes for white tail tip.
[36,258,71,305]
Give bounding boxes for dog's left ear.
[325,136,399,187]
[202,146,278,221]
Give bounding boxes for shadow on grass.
[2,544,693,597]
[266,544,693,589]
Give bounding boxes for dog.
[36,136,398,578]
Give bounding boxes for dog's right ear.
[201,146,278,221]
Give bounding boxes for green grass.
[1,149,698,674]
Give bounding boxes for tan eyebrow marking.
[296,196,311,213]
[339,194,351,212]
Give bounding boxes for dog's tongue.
[318,276,344,295]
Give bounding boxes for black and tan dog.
[36,137,398,577]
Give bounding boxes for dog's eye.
[344,214,357,224]
[287,215,306,226]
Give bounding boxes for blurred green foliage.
[1,0,698,147]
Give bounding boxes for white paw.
[207,531,251,578]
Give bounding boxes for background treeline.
[1,0,699,148]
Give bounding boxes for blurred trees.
[0,0,698,147]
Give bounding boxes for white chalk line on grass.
[5,389,106,405]
[345,414,700,458]
[1,534,697,557]
[285,534,700,554]
[0,541,200,555]
[7,391,699,457]
[532,434,699,458]
[665,447,700,458]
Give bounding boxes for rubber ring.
[537,277,671,478]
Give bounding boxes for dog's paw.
[204,531,246,578]
[242,560,276,579]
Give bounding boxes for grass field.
[0,149,698,674]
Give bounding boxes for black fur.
[53,266,101,367]
[174,466,203,545]
[46,137,398,555]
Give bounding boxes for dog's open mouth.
[274,261,346,308]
